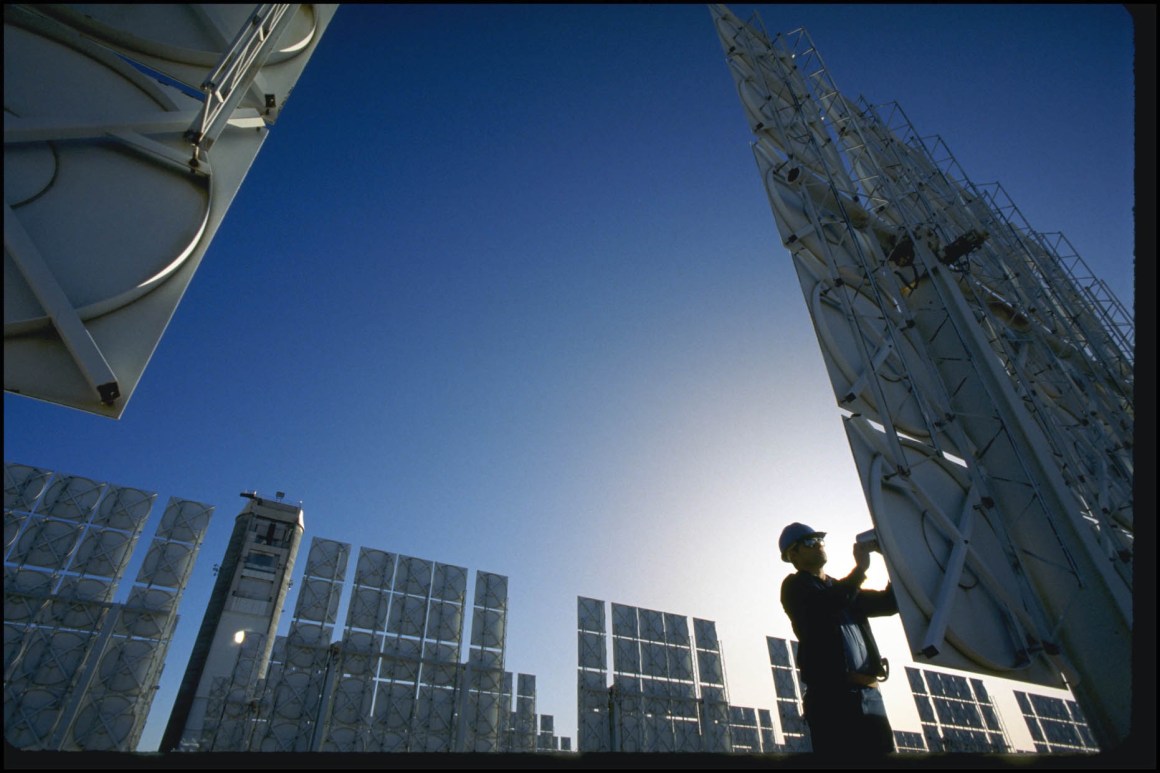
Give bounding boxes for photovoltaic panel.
[40,476,104,521]
[55,574,113,604]
[576,597,610,753]
[154,498,213,544]
[697,649,723,684]
[338,631,380,677]
[383,634,421,662]
[93,486,154,531]
[11,519,82,570]
[638,608,664,642]
[771,668,796,700]
[353,547,395,589]
[136,540,194,589]
[611,603,637,638]
[346,586,389,632]
[397,555,433,596]
[470,608,504,649]
[692,618,718,650]
[767,636,810,751]
[214,535,559,753]
[303,538,349,582]
[70,528,135,579]
[766,636,791,668]
[295,576,343,624]
[474,572,508,610]
[432,562,467,603]
[5,566,52,616]
[663,612,689,645]
[2,477,208,752]
[117,589,174,640]
[4,463,52,512]
[905,667,1011,752]
[4,511,28,558]
[427,599,463,642]
[577,631,605,670]
[68,694,136,751]
[612,636,640,674]
[386,593,426,637]
[1012,690,1098,753]
[577,596,604,633]
[471,649,504,673]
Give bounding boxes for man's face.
[790,535,826,570]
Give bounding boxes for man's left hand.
[853,540,872,572]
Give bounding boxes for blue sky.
[3,4,1137,752]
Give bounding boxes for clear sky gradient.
[3,4,1138,753]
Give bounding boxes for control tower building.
[160,492,304,751]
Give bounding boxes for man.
[779,522,899,754]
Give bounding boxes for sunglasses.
[798,537,825,549]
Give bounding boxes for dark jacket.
[780,568,898,693]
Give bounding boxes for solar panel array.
[766,636,810,751]
[458,569,510,751]
[248,537,349,751]
[1013,690,1098,753]
[893,729,927,753]
[4,462,212,750]
[906,666,1010,752]
[727,705,775,752]
[201,539,564,752]
[578,598,758,752]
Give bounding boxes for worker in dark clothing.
[779,522,899,754]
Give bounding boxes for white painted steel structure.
[711,4,1133,749]
[4,5,338,417]
[162,491,303,751]
[3,462,213,750]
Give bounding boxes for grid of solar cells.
[578,599,744,752]
[510,673,537,752]
[533,713,569,751]
[199,630,267,750]
[693,617,730,752]
[758,708,775,752]
[906,667,1010,752]
[1013,690,1098,753]
[459,570,509,751]
[727,705,766,752]
[612,604,704,752]
[576,596,610,752]
[397,557,467,752]
[893,729,928,753]
[72,495,212,751]
[766,636,810,751]
[249,537,350,751]
[201,541,565,753]
[536,713,558,750]
[4,463,211,751]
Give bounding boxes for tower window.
[244,552,277,572]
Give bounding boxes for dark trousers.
[803,686,895,754]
